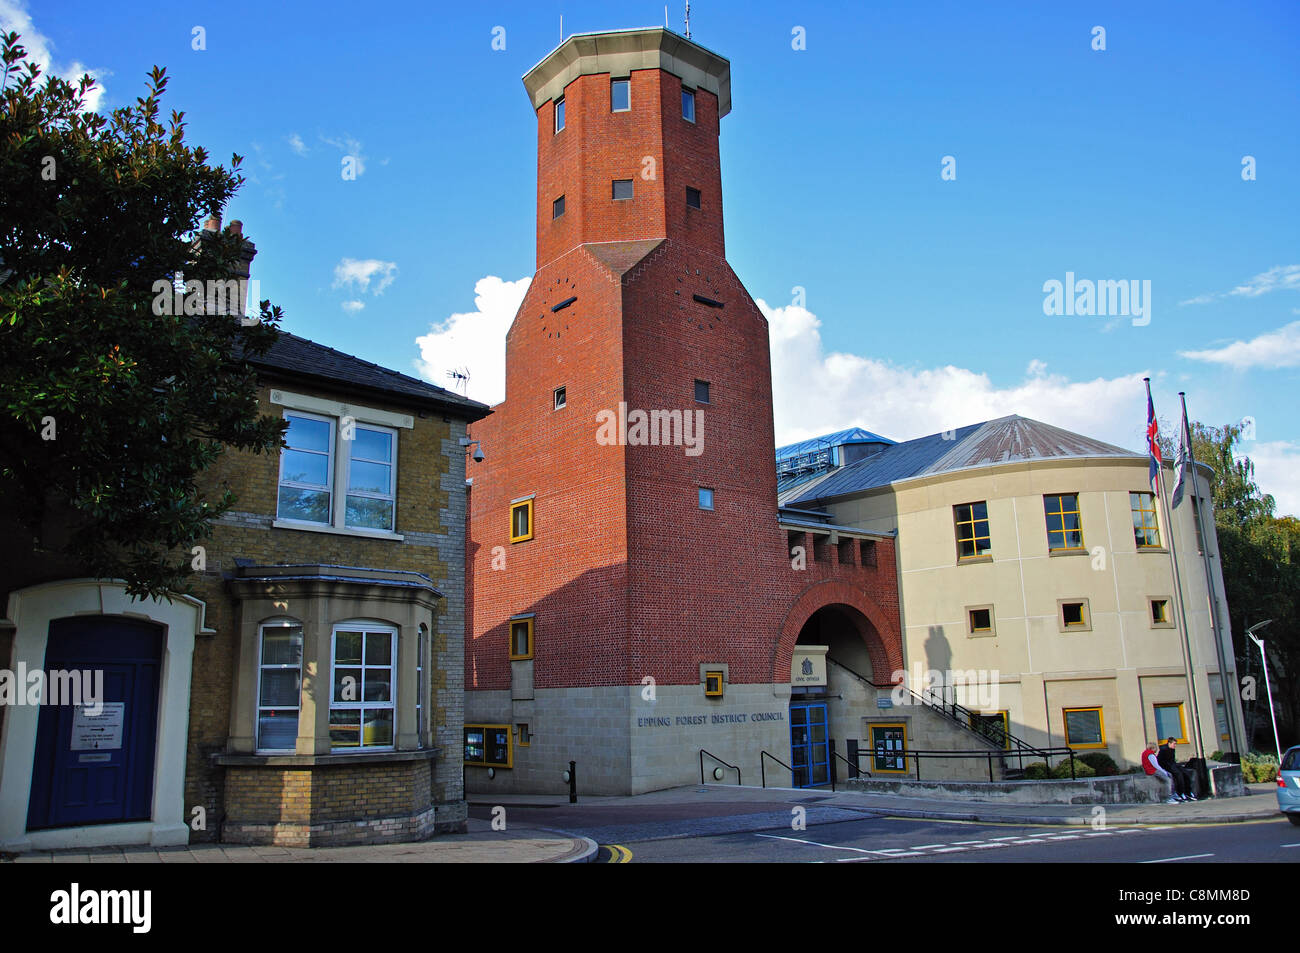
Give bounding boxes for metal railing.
[826,658,1063,774]
[760,749,794,789]
[699,748,741,786]
[851,746,1078,782]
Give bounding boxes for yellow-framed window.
[954,501,991,560]
[704,671,724,697]
[969,711,1010,749]
[869,723,908,773]
[1044,493,1084,551]
[1150,598,1171,625]
[464,724,512,768]
[1130,491,1161,548]
[968,606,993,634]
[508,617,534,660]
[1153,703,1187,744]
[1063,707,1106,749]
[517,723,531,747]
[510,498,534,542]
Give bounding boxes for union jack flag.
[1145,382,1162,495]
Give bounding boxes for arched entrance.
[777,585,903,788]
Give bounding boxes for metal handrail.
[760,749,794,788]
[852,746,1078,781]
[825,659,1050,762]
[833,749,866,781]
[700,748,742,786]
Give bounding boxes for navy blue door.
[27,617,163,830]
[790,702,830,788]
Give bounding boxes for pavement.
[3,782,1283,863]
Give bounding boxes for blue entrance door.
[27,617,164,831]
[790,702,830,788]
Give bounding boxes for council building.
[464,27,907,795]
[780,415,1245,772]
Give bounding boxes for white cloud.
[410,275,1300,513]
[0,0,109,112]
[341,300,364,313]
[320,134,366,176]
[1247,440,1300,519]
[1180,264,1300,306]
[332,258,397,295]
[286,132,307,156]
[414,275,531,405]
[1178,320,1300,370]
[761,299,1150,451]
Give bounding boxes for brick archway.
[774,581,902,686]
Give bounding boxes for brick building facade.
[465,28,903,795]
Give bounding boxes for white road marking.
[1140,853,1214,864]
[1044,835,1081,840]
[909,844,947,849]
[753,833,880,854]
[931,847,968,853]
[990,836,1022,841]
[1281,843,1300,849]
[951,840,985,845]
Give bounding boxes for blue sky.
[12,0,1300,513]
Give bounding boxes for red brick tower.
[466,29,900,795]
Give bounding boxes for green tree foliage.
[1160,419,1299,747]
[0,32,283,597]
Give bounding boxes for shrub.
[1052,759,1096,779]
[1077,752,1120,776]
[1209,750,1225,762]
[1022,762,1051,780]
[1240,751,1279,783]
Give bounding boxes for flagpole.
[1180,392,1241,755]
[1146,378,1206,760]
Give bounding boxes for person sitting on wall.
[1142,741,1180,804]
[1158,737,1197,802]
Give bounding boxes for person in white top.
[1142,741,1180,804]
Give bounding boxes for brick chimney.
[192,214,258,319]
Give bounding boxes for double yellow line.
[600,844,633,863]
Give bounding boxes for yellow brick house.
[0,225,490,850]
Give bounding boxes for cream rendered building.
[781,416,1243,770]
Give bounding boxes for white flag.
[1171,409,1189,508]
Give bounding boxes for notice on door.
[70,702,125,751]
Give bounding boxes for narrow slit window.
[611,78,630,112]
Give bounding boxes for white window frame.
[277,410,335,527]
[329,622,398,752]
[256,619,303,753]
[555,95,565,132]
[273,396,405,540]
[343,422,398,533]
[682,87,696,122]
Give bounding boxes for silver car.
[1279,745,1300,826]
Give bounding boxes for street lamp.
[1245,620,1281,763]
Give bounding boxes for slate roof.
[245,330,491,421]
[786,415,1141,505]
